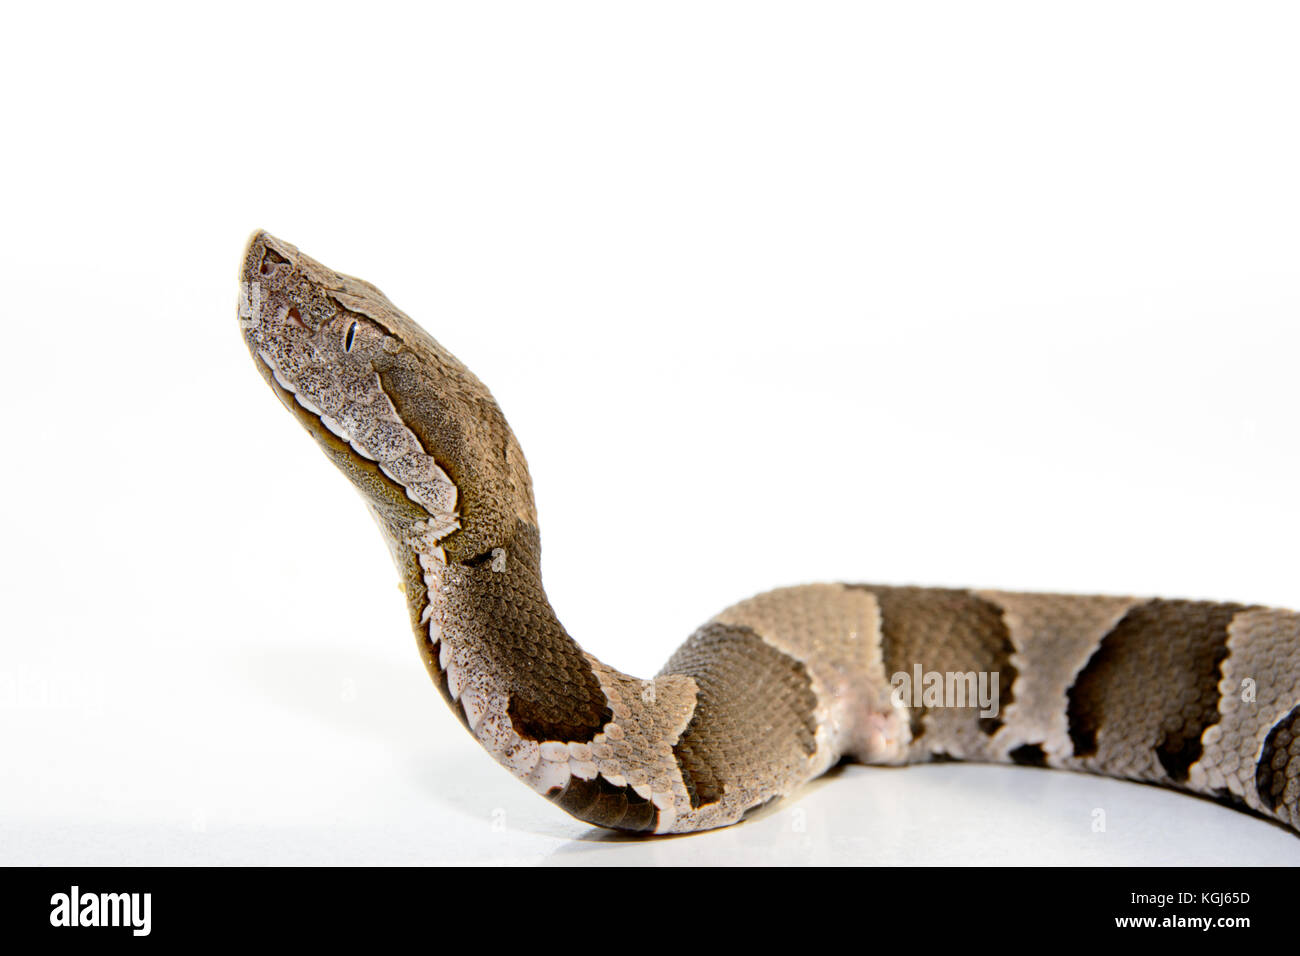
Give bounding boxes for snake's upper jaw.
[238,231,306,345]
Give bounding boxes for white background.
[3,2,1299,865]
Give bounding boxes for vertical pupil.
[345,322,358,351]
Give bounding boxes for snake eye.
[344,321,359,352]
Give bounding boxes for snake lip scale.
[238,230,1300,837]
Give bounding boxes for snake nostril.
[286,306,307,329]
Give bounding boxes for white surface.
[3,2,1300,866]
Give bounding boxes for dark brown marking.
[1211,787,1249,812]
[1008,743,1048,767]
[849,586,1017,741]
[402,521,613,748]
[546,775,658,832]
[450,521,612,743]
[508,694,613,744]
[661,623,818,810]
[461,549,497,568]
[671,707,725,807]
[1255,704,1300,815]
[1066,599,1243,781]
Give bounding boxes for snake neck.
[406,517,621,743]
[400,513,707,832]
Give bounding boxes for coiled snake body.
[239,232,1300,835]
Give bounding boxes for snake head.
[238,230,536,563]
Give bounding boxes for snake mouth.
[248,347,462,545]
[249,347,352,454]
[247,348,399,497]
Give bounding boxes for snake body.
[239,232,1300,835]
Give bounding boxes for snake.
[238,231,1300,836]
